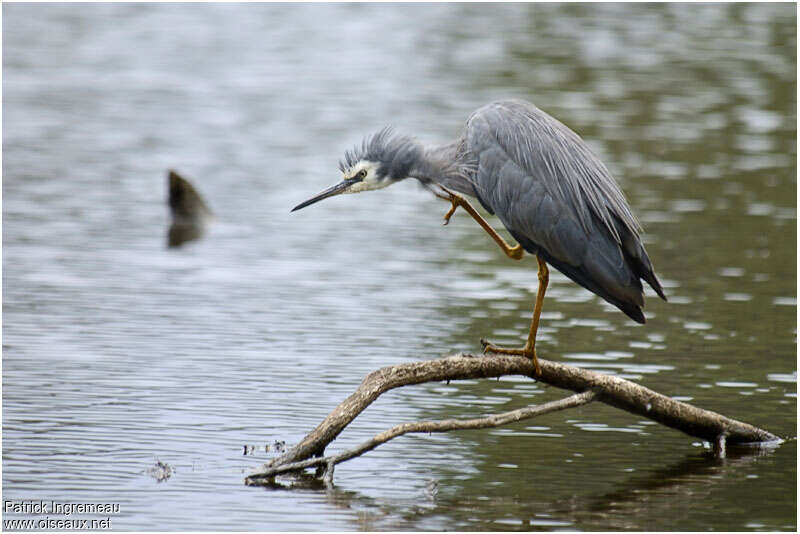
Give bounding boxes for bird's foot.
[431,186,466,226]
[480,338,542,375]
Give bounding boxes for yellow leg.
[434,187,523,260]
[433,186,544,374]
[481,256,549,375]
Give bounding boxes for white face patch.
[343,160,391,194]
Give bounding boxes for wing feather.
[463,99,665,322]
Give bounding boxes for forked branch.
[247,390,597,485]
[246,354,780,486]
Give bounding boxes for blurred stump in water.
[167,169,213,248]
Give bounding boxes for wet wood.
[247,390,597,485]
[246,354,780,486]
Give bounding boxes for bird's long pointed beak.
[291,178,360,212]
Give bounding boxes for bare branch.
[246,354,780,486]
[246,390,596,484]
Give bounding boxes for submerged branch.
[246,354,780,486]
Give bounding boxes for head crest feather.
[339,127,424,180]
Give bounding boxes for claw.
[442,201,458,225]
[479,338,542,375]
[436,186,464,226]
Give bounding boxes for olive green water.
[3,3,796,531]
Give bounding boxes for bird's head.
[291,128,422,212]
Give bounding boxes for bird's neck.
[410,141,475,196]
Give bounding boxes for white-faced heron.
[292,99,667,374]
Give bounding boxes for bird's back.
[460,99,666,322]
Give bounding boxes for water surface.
[3,3,796,531]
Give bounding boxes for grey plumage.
[339,127,475,193]
[297,98,666,323]
[339,126,417,176]
[457,100,666,322]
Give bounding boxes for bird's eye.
[357,169,367,179]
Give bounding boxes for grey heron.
[292,99,667,374]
